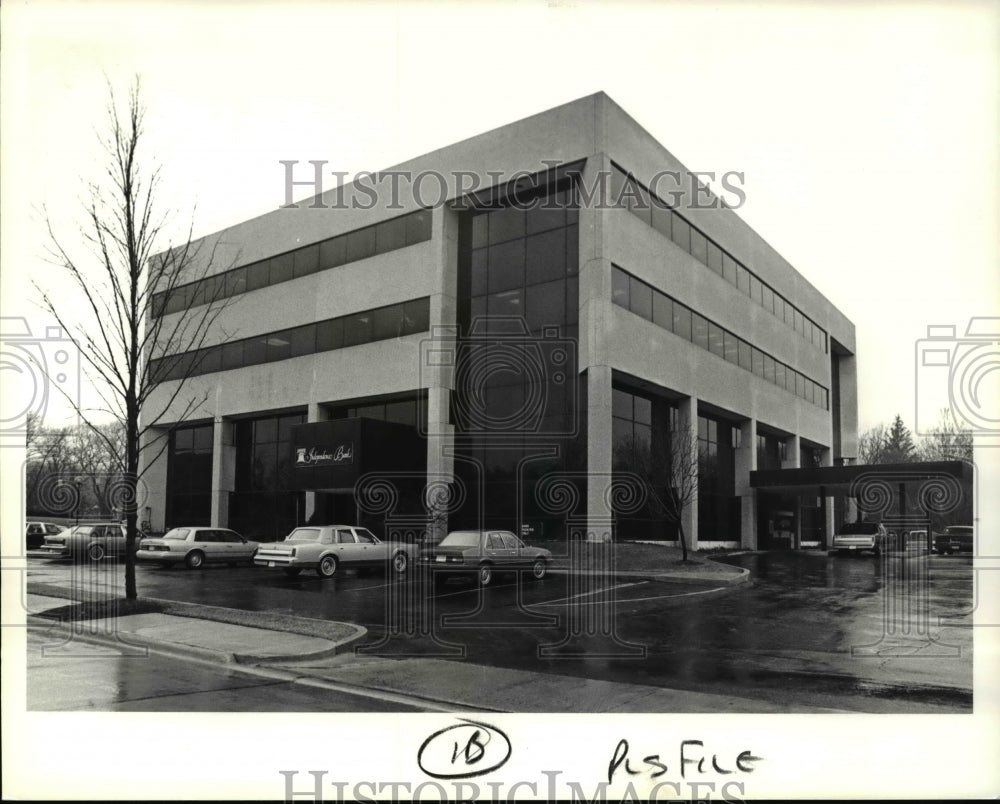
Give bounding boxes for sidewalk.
[26,590,849,714]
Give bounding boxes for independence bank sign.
[290,418,424,491]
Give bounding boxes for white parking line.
[612,586,727,603]
[434,581,519,599]
[530,581,647,606]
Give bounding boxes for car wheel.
[283,567,302,578]
[185,550,205,569]
[478,563,493,586]
[317,555,338,578]
[392,551,408,574]
[531,558,547,580]
[87,543,105,562]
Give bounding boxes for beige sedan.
[137,527,259,569]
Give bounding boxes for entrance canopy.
[751,459,972,496]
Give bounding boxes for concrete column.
[303,403,330,522]
[138,426,169,531]
[422,207,458,540]
[782,434,801,549]
[735,419,757,549]
[820,447,835,547]
[586,365,614,541]
[210,418,235,527]
[678,395,699,550]
[782,434,801,470]
[838,353,859,462]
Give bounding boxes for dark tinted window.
[293,245,319,278]
[612,266,629,307]
[270,253,294,285]
[376,216,407,253]
[629,276,652,320]
[319,236,346,268]
[345,227,376,263]
[672,303,692,340]
[405,209,432,244]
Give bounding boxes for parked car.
[136,527,259,569]
[933,525,974,555]
[828,521,888,556]
[419,529,552,586]
[31,522,131,562]
[254,525,416,578]
[25,521,66,550]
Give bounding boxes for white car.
[254,525,415,578]
[137,527,259,569]
[32,522,129,562]
[829,521,888,556]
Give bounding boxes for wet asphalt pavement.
[24,551,974,711]
[26,629,425,711]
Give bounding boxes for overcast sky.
[2,1,997,437]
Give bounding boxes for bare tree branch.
[36,77,240,600]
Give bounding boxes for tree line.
[857,410,972,465]
[25,413,129,520]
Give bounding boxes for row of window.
[471,224,580,296]
[152,209,433,317]
[234,413,305,494]
[150,297,430,382]
[609,164,828,353]
[167,424,214,523]
[612,266,829,410]
[470,187,578,248]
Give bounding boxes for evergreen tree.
[883,414,917,463]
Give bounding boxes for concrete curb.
[26,612,368,666]
[236,623,368,664]
[547,564,750,587]
[27,614,236,665]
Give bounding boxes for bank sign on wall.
[295,443,354,467]
[290,418,425,492]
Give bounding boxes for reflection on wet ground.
[27,550,973,711]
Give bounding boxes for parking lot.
[23,549,975,712]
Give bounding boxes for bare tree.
[616,425,700,562]
[65,421,126,518]
[857,422,890,465]
[24,413,72,514]
[918,408,973,462]
[36,79,234,601]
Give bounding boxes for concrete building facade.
[141,93,858,549]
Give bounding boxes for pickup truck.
[829,521,888,556]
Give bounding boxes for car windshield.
[286,528,322,542]
[839,522,879,535]
[163,529,191,540]
[440,531,483,548]
[72,526,98,537]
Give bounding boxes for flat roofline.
[750,460,972,495]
